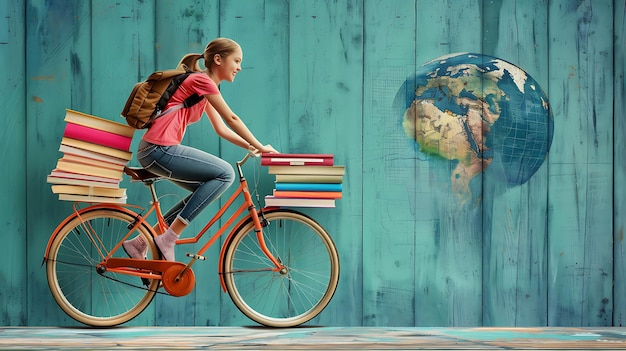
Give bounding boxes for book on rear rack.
[64,109,135,138]
[268,165,345,176]
[55,159,124,180]
[57,193,128,204]
[63,122,133,151]
[61,137,133,161]
[261,153,334,166]
[60,153,125,172]
[274,182,342,192]
[48,109,135,203]
[59,144,129,166]
[51,185,126,198]
[264,196,336,208]
[48,169,121,185]
[47,175,121,189]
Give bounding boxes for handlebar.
[237,151,256,167]
[236,151,259,178]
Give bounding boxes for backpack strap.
[155,72,206,118]
[183,93,205,108]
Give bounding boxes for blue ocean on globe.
[397,53,554,201]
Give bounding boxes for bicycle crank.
[162,265,196,297]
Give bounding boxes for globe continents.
[401,53,554,203]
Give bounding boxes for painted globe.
[401,53,554,202]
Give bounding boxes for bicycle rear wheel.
[223,209,340,327]
[46,207,159,327]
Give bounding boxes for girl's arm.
[204,93,277,153]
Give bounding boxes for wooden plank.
[1,0,620,328]
[362,0,417,326]
[612,0,626,326]
[217,0,288,206]
[217,0,290,326]
[4,326,626,350]
[480,0,550,326]
[0,0,27,325]
[412,0,484,326]
[152,0,221,327]
[90,0,157,326]
[547,0,614,326]
[288,0,364,326]
[24,0,93,327]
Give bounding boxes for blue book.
[275,182,342,192]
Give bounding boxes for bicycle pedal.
[186,253,206,260]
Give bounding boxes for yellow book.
[51,185,126,198]
[47,175,120,189]
[64,109,135,138]
[61,154,125,171]
[61,137,133,161]
[58,193,127,204]
[56,159,124,180]
[59,144,129,166]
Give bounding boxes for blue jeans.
[137,140,235,225]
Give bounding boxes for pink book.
[261,153,334,166]
[64,122,133,151]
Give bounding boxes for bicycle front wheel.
[46,207,159,327]
[223,209,340,327]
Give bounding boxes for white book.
[58,193,128,204]
[59,144,129,166]
[264,196,336,208]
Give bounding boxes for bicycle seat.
[124,166,162,181]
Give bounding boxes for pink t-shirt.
[143,73,220,146]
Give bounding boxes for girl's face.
[216,46,243,83]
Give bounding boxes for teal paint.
[0,0,621,327]
[481,0,551,327]
[24,0,91,327]
[362,0,417,327]
[547,0,614,326]
[287,0,364,327]
[0,0,27,326]
[480,0,504,56]
[613,0,626,327]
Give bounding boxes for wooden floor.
[2,326,626,350]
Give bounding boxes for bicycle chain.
[49,259,171,296]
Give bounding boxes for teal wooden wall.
[0,0,623,327]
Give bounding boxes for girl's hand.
[261,144,279,154]
[247,144,278,156]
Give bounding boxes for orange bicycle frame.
[43,153,283,292]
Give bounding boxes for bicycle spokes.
[223,210,339,327]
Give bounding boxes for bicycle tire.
[46,207,159,327]
[222,209,339,327]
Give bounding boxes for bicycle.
[42,152,340,327]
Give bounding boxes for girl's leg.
[135,141,235,260]
[154,217,187,261]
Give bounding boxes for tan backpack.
[121,68,204,129]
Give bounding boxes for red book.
[261,153,334,166]
[64,122,133,151]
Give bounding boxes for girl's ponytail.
[176,53,203,72]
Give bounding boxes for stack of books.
[262,153,345,208]
[47,109,135,203]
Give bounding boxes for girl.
[123,38,278,261]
